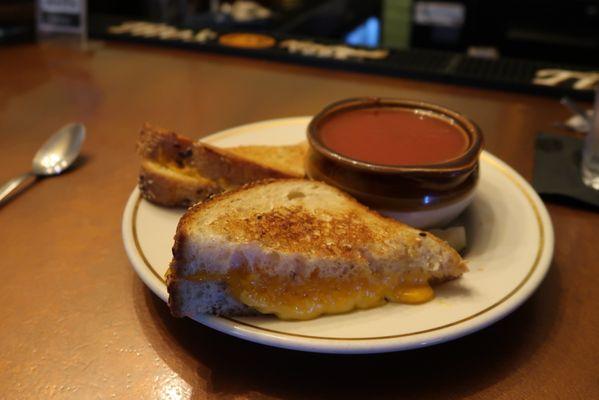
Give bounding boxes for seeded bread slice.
[137,123,307,207]
[167,179,467,319]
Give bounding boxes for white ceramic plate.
[122,117,554,354]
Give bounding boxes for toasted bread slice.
[137,124,307,207]
[225,143,308,178]
[167,179,467,320]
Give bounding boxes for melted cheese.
[190,269,434,320]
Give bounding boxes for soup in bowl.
[305,97,483,228]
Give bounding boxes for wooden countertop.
[1,41,597,399]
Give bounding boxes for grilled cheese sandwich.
[167,179,467,320]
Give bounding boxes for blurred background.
[2,0,598,67]
[2,0,598,102]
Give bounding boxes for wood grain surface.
[0,40,597,399]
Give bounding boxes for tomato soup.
[318,107,469,166]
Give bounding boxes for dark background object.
[6,1,595,99]
[410,0,599,67]
[88,0,599,67]
[533,133,599,210]
[0,0,35,44]
[496,0,599,68]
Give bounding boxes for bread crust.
[168,279,256,317]
[137,124,306,207]
[139,161,220,208]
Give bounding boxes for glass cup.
[581,86,599,190]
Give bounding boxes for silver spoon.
[0,123,86,205]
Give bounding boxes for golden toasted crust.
[137,123,195,162]
[170,178,281,266]
[170,179,466,277]
[211,207,376,259]
[171,178,282,257]
[225,143,307,178]
[194,142,297,186]
[137,124,307,207]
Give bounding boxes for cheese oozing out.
[190,268,434,320]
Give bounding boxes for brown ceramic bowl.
[305,97,483,228]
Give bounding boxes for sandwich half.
[167,179,467,320]
[137,123,307,207]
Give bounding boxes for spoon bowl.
[32,123,86,176]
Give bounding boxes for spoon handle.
[0,172,37,206]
